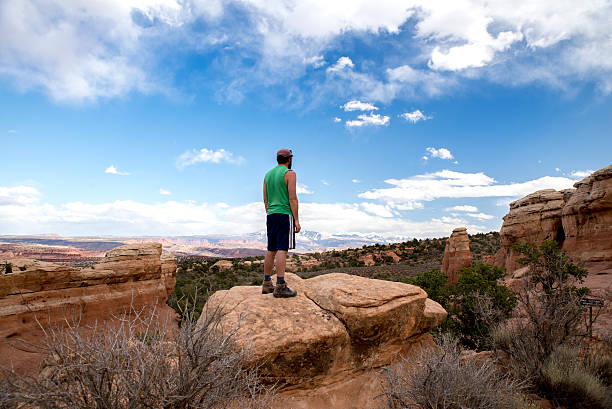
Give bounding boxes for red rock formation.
[201,272,446,409]
[496,164,612,274]
[561,165,612,273]
[0,243,176,374]
[442,227,472,284]
[496,189,571,272]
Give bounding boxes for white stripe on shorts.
[288,215,295,250]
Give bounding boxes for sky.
[1,0,611,240]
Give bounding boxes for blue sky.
[1,0,611,240]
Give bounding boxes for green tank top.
[264,165,293,216]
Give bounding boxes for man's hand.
[295,221,301,233]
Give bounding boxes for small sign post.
[580,297,605,337]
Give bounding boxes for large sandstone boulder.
[442,227,472,284]
[200,273,446,408]
[0,243,176,374]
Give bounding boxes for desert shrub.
[378,334,534,409]
[0,303,274,409]
[448,263,516,348]
[540,346,611,409]
[492,241,591,380]
[408,264,515,348]
[491,240,611,404]
[406,269,451,306]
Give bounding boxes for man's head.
[276,149,293,169]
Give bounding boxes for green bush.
[450,263,516,348]
[406,269,451,306]
[408,264,515,349]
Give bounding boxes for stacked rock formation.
[200,272,446,409]
[496,164,612,274]
[442,227,472,284]
[496,189,571,272]
[0,243,176,373]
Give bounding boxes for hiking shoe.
[273,283,297,298]
[262,280,275,294]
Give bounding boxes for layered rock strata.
[496,164,612,274]
[0,243,176,373]
[200,273,446,409]
[442,227,472,284]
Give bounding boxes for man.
[262,148,301,298]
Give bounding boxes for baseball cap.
[276,148,293,158]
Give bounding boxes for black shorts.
[266,213,295,251]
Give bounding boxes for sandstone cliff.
[200,272,446,409]
[442,227,472,284]
[0,243,176,373]
[496,164,612,274]
[562,165,612,273]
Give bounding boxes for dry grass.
[540,345,611,409]
[0,302,275,409]
[378,334,534,409]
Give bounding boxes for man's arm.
[285,171,301,233]
[263,180,268,212]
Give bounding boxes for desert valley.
[1,164,610,409]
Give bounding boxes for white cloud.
[333,117,342,122]
[352,179,361,184]
[400,110,431,123]
[7,129,17,134]
[105,165,130,176]
[176,148,244,169]
[425,147,454,160]
[159,188,171,195]
[422,156,429,161]
[360,202,394,218]
[327,56,355,72]
[341,100,378,111]
[447,205,478,212]
[0,195,488,239]
[3,0,611,104]
[0,0,177,102]
[496,198,514,208]
[296,183,313,194]
[569,170,593,178]
[304,55,326,68]
[359,169,579,209]
[467,212,494,220]
[0,185,40,206]
[346,113,390,127]
[555,167,561,172]
[321,179,330,186]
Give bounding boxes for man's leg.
[262,250,276,294]
[264,250,276,279]
[275,250,287,282]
